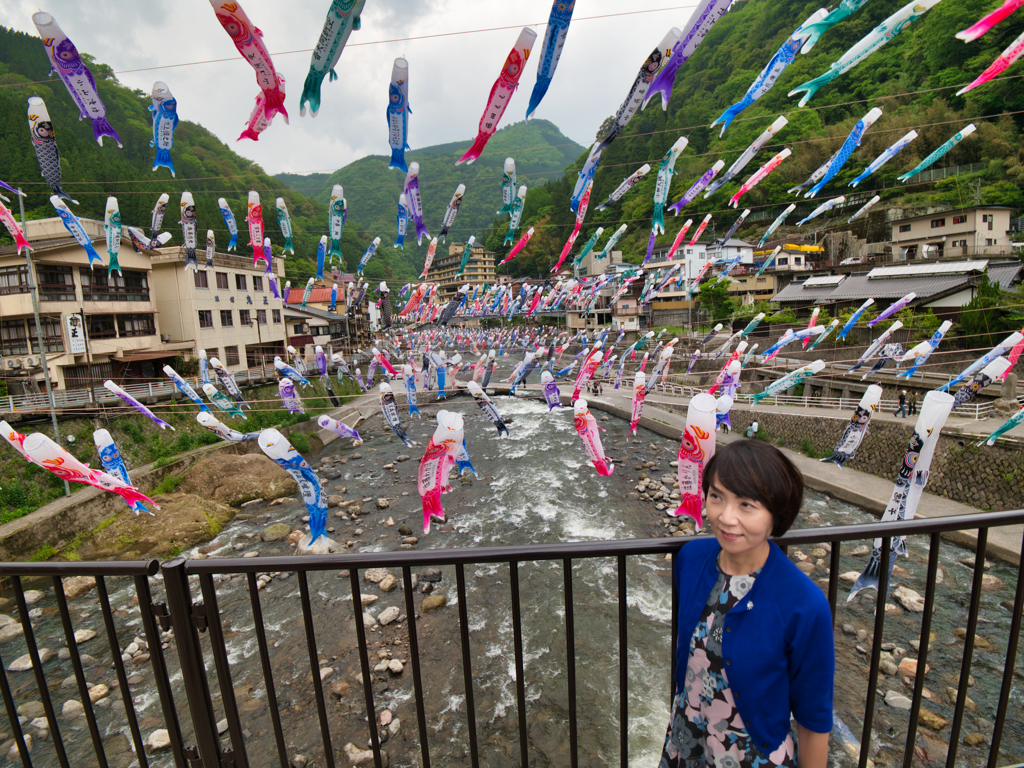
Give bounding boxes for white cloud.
[1,1,692,175]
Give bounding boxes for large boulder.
[178,454,298,506]
[75,494,236,559]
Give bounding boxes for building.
[0,218,194,395]
[431,242,496,298]
[771,260,1023,320]
[575,248,623,277]
[890,206,1014,259]
[151,244,288,372]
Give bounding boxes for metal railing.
[2,363,278,413]
[0,510,1020,768]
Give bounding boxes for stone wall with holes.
[657,403,1024,512]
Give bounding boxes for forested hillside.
[488,0,1024,277]
[275,120,584,280]
[0,26,382,283]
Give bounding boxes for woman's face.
[705,476,775,563]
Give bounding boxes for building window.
[272,309,281,324]
[952,239,968,247]
[36,265,75,301]
[293,323,304,334]
[252,275,263,292]
[80,268,149,301]
[256,309,267,325]
[198,310,213,328]
[220,309,233,327]
[899,224,912,233]
[117,314,155,338]
[982,214,994,223]
[930,218,945,228]
[235,274,247,290]
[205,348,218,362]
[778,257,789,265]
[0,319,29,356]
[194,271,209,289]
[216,272,229,290]
[953,215,967,224]
[87,314,117,340]
[225,345,240,366]
[28,316,64,353]
[239,309,251,325]
[794,257,802,265]
[0,265,29,295]
[986,238,995,246]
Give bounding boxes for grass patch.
[152,474,184,495]
[30,544,56,561]
[152,456,178,469]
[289,432,312,455]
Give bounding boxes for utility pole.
[18,189,69,497]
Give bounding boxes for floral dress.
[659,563,797,768]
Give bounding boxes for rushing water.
[0,382,1021,768]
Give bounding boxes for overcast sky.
[1,1,699,176]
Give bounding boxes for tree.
[960,274,1013,348]
[695,281,737,321]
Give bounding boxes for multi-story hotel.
[430,242,496,299]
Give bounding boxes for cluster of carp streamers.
[5,316,1023,587]
[4,2,1024,592]
[5,0,1021,299]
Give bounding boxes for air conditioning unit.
[7,359,21,369]
[160,334,171,343]
[24,356,38,367]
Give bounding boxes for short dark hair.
[703,439,804,536]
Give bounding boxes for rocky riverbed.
[0,388,1020,768]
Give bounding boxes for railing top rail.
[178,508,1024,575]
[0,559,160,577]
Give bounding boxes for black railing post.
[161,557,223,767]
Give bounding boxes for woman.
[660,440,834,768]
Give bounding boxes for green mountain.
[0,25,376,284]
[274,120,585,281]
[488,0,1024,277]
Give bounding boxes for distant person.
[908,391,918,416]
[660,440,834,768]
[745,420,759,438]
[894,390,907,419]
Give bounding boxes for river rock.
[981,574,1003,590]
[387,660,403,674]
[884,691,912,710]
[147,729,171,751]
[379,709,392,726]
[291,756,308,768]
[343,742,387,767]
[378,607,400,626]
[364,569,390,584]
[6,734,30,760]
[22,590,44,605]
[893,586,925,613]
[0,623,24,644]
[327,496,343,508]
[398,524,412,535]
[261,523,292,542]
[330,681,351,699]
[944,687,978,712]
[952,628,995,651]
[76,494,235,560]
[362,612,378,629]
[897,658,928,677]
[421,568,443,583]
[179,454,298,506]
[421,595,446,612]
[62,700,84,719]
[850,545,870,556]
[964,733,988,747]
[376,498,390,509]
[839,572,859,584]
[88,684,109,703]
[17,701,44,719]
[378,575,397,592]
[918,708,950,731]
[9,649,53,672]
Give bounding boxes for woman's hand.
[797,723,829,768]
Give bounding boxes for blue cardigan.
[673,537,835,754]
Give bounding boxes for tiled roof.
[284,286,334,304]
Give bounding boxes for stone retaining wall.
[657,404,1024,512]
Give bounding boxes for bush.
[152,474,183,495]
[30,544,56,562]
[121,421,144,445]
[289,432,311,455]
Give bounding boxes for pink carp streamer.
[457,28,536,165]
[956,30,1024,95]
[956,0,1024,42]
[574,399,614,476]
[673,393,717,530]
[729,148,791,208]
